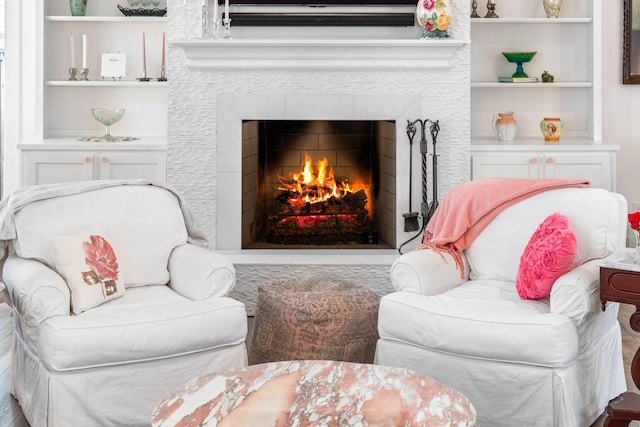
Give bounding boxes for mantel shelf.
[172,38,469,70]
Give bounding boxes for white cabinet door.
[97,152,167,181]
[471,153,539,180]
[542,152,615,190]
[23,151,94,186]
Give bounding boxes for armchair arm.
[168,243,236,300]
[550,259,601,325]
[390,248,469,295]
[3,255,71,324]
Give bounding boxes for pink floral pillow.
[516,213,577,300]
[51,227,125,314]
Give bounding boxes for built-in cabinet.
[470,0,619,190]
[19,1,167,186]
[471,143,617,190]
[20,144,167,186]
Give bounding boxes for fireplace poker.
[426,119,440,222]
[403,120,420,232]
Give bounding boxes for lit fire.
[277,154,371,211]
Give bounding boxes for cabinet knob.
[530,157,539,164]
[101,156,109,163]
[546,157,555,164]
[84,156,92,163]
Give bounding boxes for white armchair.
[375,186,628,427]
[0,181,248,427]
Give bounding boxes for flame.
[277,154,370,212]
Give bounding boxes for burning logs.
[267,189,371,245]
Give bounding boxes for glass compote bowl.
[92,108,125,142]
[502,52,537,78]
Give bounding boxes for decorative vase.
[493,111,517,142]
[540,117,564,143]
[69,0,87,16]
[635,229,640,256]
[416,0,451,39]
[542,0,562,18]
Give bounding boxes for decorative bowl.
[501,52,537,63]
[91,108,125,142]
[501,52,538,78]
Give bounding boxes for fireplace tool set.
[399,118,440,254]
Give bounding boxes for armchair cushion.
[378,280,579,367]
[39,285,247,372]
[516,213,577,300]
[466,188,622,282]
[51,226,125,314]
[12,185,188,287]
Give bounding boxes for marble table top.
[151,359,476,426]
[599,248,640,273]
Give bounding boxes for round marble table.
[151,360,476,426]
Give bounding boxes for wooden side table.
[600,249,640,426]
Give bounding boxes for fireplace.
[242,120,396,249]
[168,21,470,310]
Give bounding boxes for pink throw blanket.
[419,178,590,276]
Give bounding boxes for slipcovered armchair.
[375,182,628,427]
[0,180,248,427]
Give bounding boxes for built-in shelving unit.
[470,0,619,191]
[18,1,168,186]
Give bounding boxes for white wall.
[604,1,640,211]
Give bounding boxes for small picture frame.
[100,53,126,80]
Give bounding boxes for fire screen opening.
[242,120,397,249]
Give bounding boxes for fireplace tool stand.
[399,118,440,255]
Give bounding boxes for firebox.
[242,120,396,249]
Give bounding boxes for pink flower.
[83,235,119,281]
[423,21,433,32]
[423,0,435,11]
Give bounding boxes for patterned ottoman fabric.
[248,273,380,364]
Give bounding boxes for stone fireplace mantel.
[173,38,469,70]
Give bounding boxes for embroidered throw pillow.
[51,227,125,314]
[516,213,577,300]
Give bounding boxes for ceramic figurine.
[542,70,555,83]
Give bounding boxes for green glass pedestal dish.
[502,52,537,78]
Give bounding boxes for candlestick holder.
[69,67,78,81]
[223,18,232,39]
[470,0,480,18]
[158,66,167,82]
[484,1,499,18]
[201,3,208,38]
[212,19,221,39]
[137,69,151,82]
[80,68,89,81]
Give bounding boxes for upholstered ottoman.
[248,273,380,364]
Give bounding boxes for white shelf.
[46,80,167,87]
[46,16,167,23]
[19,137,167,150]
[471,137,619,150]
[472,82,593,88]
[471,17,591,24]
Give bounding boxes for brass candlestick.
[471,0,480,18]
[484,0,499,18]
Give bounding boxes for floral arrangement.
[417,0,451,39]
[629,212,640,252]
[629,211,640,231]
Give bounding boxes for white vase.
[542,0,562,18]
[416,0,451,39]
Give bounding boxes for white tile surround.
[167,2,471,310]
